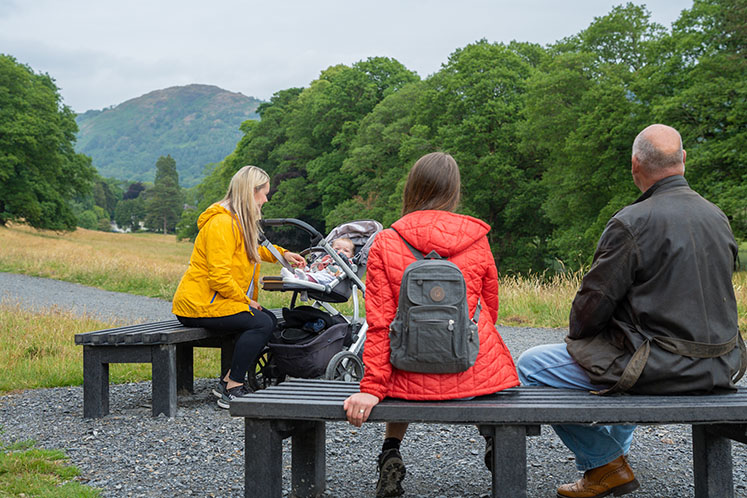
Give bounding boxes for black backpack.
[388,228,480,373]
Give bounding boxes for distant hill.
[75,84,262,187]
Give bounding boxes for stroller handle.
[261,218,324,246]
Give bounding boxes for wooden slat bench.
[75,318,238,418]
[229,379,747,498]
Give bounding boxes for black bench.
[75,319,237,418]
[229,379,747,498]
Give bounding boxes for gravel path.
[0,272,174,324]
[0,272,745,497]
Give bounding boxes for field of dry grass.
[0,223,745,393]
[1,222,744,332]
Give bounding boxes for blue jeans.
[516,343,635,471]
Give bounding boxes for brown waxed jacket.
[566,175,745,394]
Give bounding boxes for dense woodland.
[177,0,745,273]
[1,0,744,275]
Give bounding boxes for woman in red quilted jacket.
[343,152,519,497]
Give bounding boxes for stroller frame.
[252,217,380,386]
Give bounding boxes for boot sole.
[556,477,640,498]
[376,458,406,497]
[612,478,640,496]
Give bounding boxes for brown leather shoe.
[557,455,640,498]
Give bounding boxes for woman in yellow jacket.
[172,165,305,409]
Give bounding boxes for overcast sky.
[1,0,694,113]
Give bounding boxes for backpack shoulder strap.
[390,227,423,260]
[390,228,480,322]
[390,227,443,260]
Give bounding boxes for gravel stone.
[0,272,745,497]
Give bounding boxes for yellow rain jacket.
[172,203,288,318]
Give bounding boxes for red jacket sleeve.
[479,236,499,325]
[359,234,397,400]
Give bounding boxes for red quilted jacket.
[360,210,519,401]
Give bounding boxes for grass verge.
[0,436,99,497]
[0,302,223,393]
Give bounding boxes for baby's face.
[332,241,354,259]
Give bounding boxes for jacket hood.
[197,203,231,230]
[391,210,490,258]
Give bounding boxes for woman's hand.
[343,392,380,427]
[249,299,262,310]
[283,251,306,268]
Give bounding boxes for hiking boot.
[216,384,254,409]
[212,378,228,399]
[375,448,406,497]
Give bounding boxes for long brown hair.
[221,165,269,263]
[401,152,461,216]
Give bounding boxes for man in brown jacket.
[517,124,745,498]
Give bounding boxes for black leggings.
[176,308,277,383]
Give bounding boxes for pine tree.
[144,155,183,233]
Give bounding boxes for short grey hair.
[632,128,684,172]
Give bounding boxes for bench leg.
[245,419,284,498]
[693,425,734,498]
[151,344,178,417]
[480,425,529,498]
[176,344,193,395]
[292,421,326,497]
[83,346,109,418]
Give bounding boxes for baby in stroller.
[256,218,382,384]
[281,237,355,285]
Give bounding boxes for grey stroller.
[253,218,382,386]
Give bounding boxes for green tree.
[523,4,664,267]
[76,205,109,231]
[414,40,551,273]
[330,81,425,228]
[0,54,95,230]
[114,197,146,232]
[144,155,183,233]
[653,0,747,238]
[123,181,146,200]
[268,58,419,230]
[93,178,121,219]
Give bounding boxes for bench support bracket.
[693,424,734,498]
[292,421,325,497]
[479,424,537,498]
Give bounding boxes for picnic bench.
[229,379,747,498]
[75,318,238,418]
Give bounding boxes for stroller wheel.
[324,350,364,382]
[249,350,286,390]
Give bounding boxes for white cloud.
[0,0,693,112]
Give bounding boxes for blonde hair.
[221,165,270,263]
